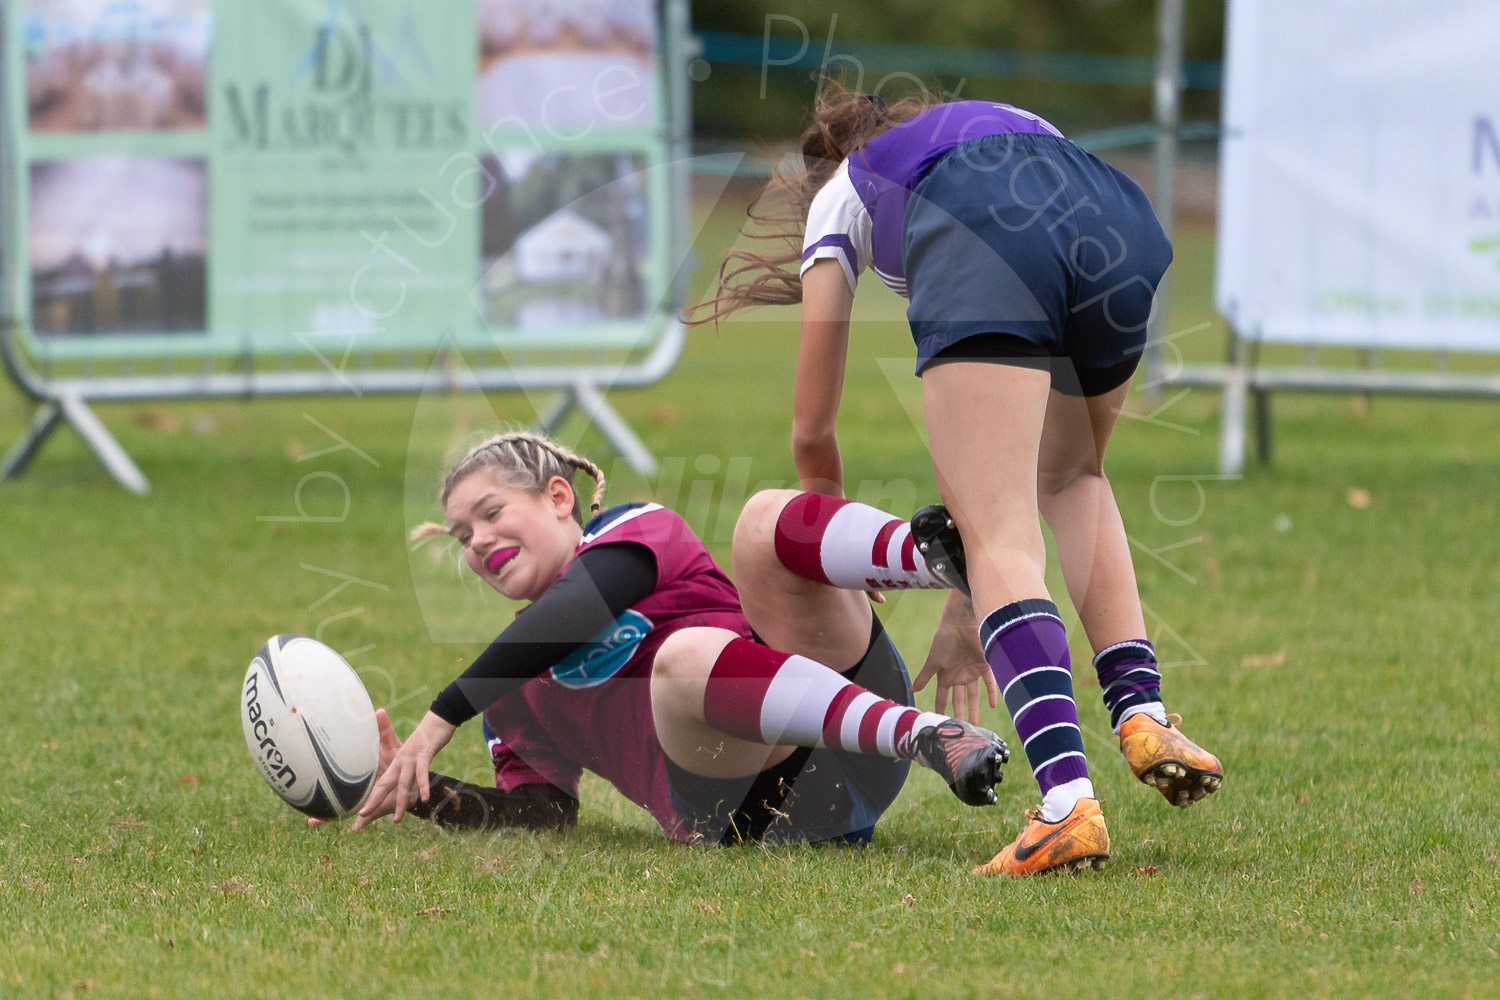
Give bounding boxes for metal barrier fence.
[2,0,697,493]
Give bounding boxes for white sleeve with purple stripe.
[800,160,871,293]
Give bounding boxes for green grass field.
[3,199,1500,999]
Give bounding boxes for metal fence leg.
[535,388,577,433]
[1252,389,1274,464]
[57,391,150,494]
[2,399,64,481]
[572,379,659,477]
[1218,365,1247,475]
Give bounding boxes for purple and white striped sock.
[1093,640,1167,733]
[979,599,1093,822]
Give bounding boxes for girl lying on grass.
[340,430,1007,846]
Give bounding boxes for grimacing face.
[443,469,582,601]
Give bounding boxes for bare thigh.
[922,362,1054,612]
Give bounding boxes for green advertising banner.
[7,0,672,360]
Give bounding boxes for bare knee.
[1037,462,1107,507]
[653,627,737,685]
[651,627,738,728]
[731,488,800,576]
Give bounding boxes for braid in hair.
[409,430,607,542]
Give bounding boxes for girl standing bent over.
[691,88,1223,874]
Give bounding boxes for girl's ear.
[545,475,576,518]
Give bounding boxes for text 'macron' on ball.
[241,635,379,820]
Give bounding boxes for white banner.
[1216,0,1500,349]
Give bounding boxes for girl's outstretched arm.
[312,710,577,832]
[792,259,855,496]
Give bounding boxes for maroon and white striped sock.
[773,492,947,592]
[703,638,948,759]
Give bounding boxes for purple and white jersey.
[800,100,1065,297]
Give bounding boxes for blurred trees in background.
[689,0,1225,141]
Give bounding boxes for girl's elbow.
[790,426,836,460]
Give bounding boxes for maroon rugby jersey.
[480,503,752,840]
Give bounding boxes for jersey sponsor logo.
[549,609,653,689]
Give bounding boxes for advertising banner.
[7,0,670,359]
[1216,0,1500,349]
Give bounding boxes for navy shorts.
[665,614,912,846]
[903,132,1173,391]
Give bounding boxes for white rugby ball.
[241,635,379,820]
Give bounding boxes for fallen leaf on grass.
[1346,487,1372,509]
[418,905,447,916]
[1136,866,1160,875]
[179,775,200,785]
[649,403,681,423]
[133,408,181,432]
[1241,652,1286,668]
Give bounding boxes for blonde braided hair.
[411,430,607,541]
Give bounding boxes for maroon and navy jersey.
[481,503,752,840]
[800,100,1065,297]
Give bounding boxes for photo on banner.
[28,157,208,337]
[476,150,649,331]
[22,0,211,133]
[5,0,674,358]
[476,0,657,132]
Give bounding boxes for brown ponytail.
[683,80,939,327]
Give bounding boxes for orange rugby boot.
[974,798,1110,876]
[1119,712,1223,807]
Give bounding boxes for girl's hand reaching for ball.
[351,711,458,831]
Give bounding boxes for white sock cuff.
[1040,777,1095,823]
[1113,701,1168,734]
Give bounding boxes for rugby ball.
[241,635,379,820]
